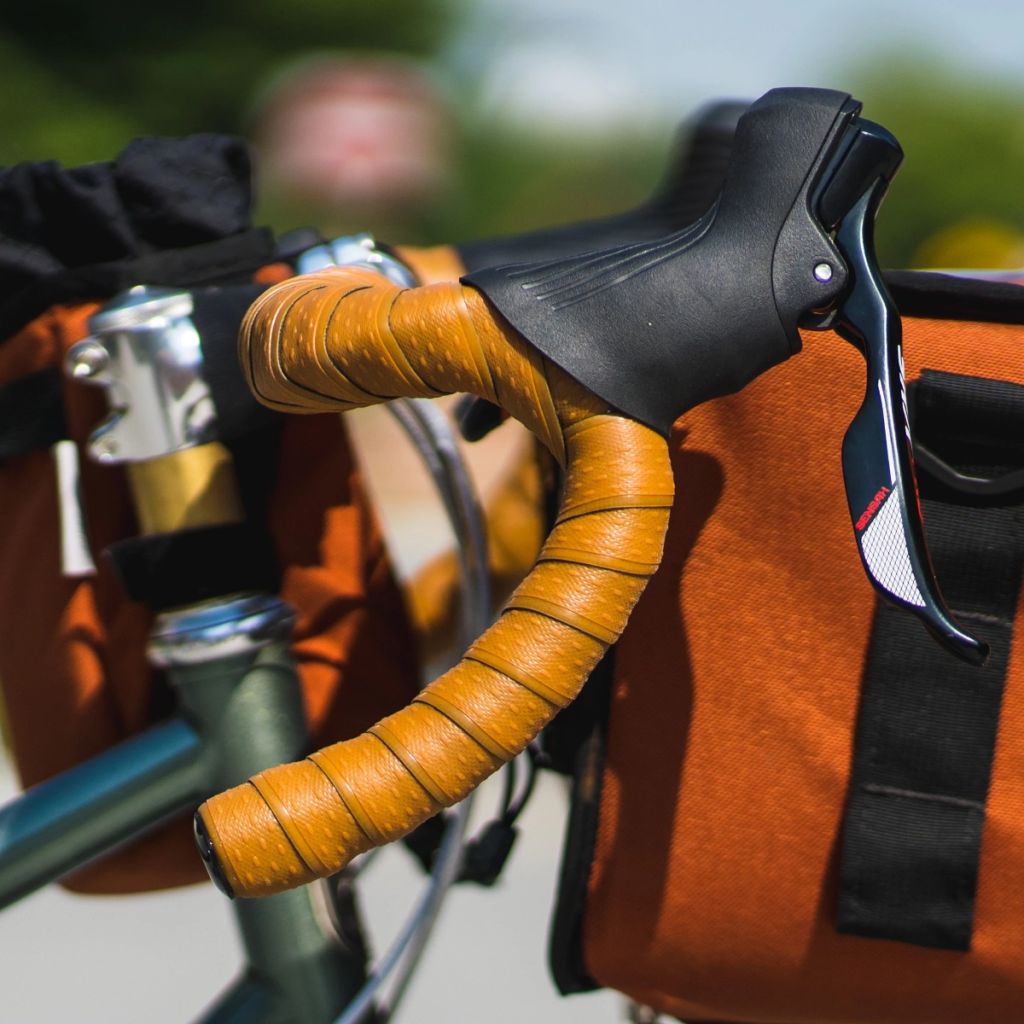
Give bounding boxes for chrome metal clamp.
[65,285,216,464]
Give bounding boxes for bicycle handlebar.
[195,273,673,896]
[195,87,986,899]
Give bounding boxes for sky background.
[454,0,1024,131]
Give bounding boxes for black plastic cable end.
[456,396,506,442]
[194,812,235,899]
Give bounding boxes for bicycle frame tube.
[0,717,204,908]
[0,601,370,1024]
[168,638,369,1024]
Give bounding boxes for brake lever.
[817,121,988,664]
[452,100,746,443]
[465,88,987,665]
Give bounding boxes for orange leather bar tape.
[197,267,673,897]
[392,243,466,285]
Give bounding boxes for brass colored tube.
[197,269,673,897]
[127,442,244,536]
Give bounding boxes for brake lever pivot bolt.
[814,262,834,282]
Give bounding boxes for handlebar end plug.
[194,810,235,899]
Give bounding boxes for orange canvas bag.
[550,272,1024,1023]
[0,139,418,893]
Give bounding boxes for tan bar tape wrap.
[392,244,467,287]
[413,691,517,761]
[197,267,673,897]
[307,748,387,847]
[248,772,334,877]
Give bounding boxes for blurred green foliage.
[853,56,1024,266]
[0,8,1021,267]
[288,128,668,248]
[0,0,454,164]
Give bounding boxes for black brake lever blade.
[834,182,988,665]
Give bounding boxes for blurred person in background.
[249,55,455,241]
[246,51,540,647]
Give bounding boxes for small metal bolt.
[69,342,109,379]
[628,1005,665,1024]
[91,435,118,458]
[813,262,834,283]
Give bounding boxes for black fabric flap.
[0,135,274,339]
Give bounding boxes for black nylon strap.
[886,271,1024,326]
[107,520,279,611]
[0,367,64,460]
[104,415,284,611]
[192,283,281,442]
[837,369,1024,950]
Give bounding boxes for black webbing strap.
[104,415,285,612]
[837,369,1024,950]
[107,520,280,612]
[192,283,281,442]
[886,271,1024,326]
[0,367,65,460]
